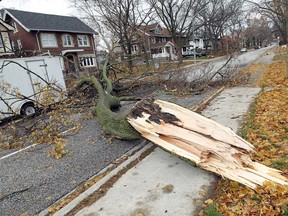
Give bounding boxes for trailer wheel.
[20,103,36,116]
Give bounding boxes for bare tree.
[147,0,208,63]
[226,10,245,51]
[244,17,272,48]
[198,0,244,53]
[69,0,153,72]
[246,0,288,44]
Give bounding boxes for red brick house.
[138,23,177,60]
[2,9,97,74]
[114,23,177,62]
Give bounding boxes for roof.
[143,23,159,31]
[3,9,97,34]
[139,23,171,37]
[150,41,175,49]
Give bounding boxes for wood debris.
[127,98,288,189]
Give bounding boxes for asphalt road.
[0,46,272,215]
[181,46,273,82]
[0,116,142,215]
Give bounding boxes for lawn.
[273,52,288,61]
[201,58,288,216]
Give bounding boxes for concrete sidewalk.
[71,87,261,216]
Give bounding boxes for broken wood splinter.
[127,98,288,189]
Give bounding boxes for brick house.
[139,23,177,60]
[2,8,97,75]
[114,23,177,63]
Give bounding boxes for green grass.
[251,195,262,203]
[183,56,211,60]
[203,204,223,216]
[273,52,288,61]
[239,127,249,139]
[271,157,288,170]
[284,207,288,216]
[238,101,260,140]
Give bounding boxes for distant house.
[0,18,13,56]
[138,23,177,61]
[2,9,97,74]
[182,38,205,56]
[114,23,178,63]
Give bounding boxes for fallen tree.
[127,98,288,189]
[78,57,288,190]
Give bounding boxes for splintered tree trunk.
[127,98,288,189]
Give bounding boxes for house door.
[165,46,171,60]
[165,46,170,53]
[65,54,77,75]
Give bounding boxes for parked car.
[200,51,207,56]
[240,48,247,53]
[182,51,202,58]
[254,45,261,49]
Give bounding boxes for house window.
[17,39,22,49]
[151,37,156,44]
[12,22,18,33]
[62,34,73,47]
[155,27,161,34]
[40,33,57,48]
[131,45,138,52]
[153,48,163,54]
[79,56,95,67]
[77,35,89,47]
[11,41,15,50]
[155,37,166,43]
[0,36,3,48]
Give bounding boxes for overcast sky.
[0,0,75,16]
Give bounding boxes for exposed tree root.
[78,75,141,140]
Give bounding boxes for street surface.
[182,46,272,82]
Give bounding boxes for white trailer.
[0,55,66,120]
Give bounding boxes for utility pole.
[193,18,196,64]
[192,8,205,64]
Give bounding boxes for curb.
[192,86,225,112]
[39,140,152,216]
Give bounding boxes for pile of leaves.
[201,60,288,215]
[275,46,288,54]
